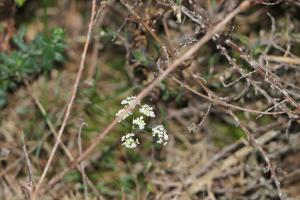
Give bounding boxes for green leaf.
[15,0,26,7]
[0,27,66,108]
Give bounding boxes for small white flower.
[139,104,155,118]
[132,116,146,130]
[152,125,168,145]
[116,108,132,122]
[121,133,139,148]
[121,96,140,106]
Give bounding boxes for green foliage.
[119,175,135,192]
[132,50,153,67]
[64,170,81,182]
[211,119,245,147]
[176,0,182,5]
[0,27,66,107]
[160,82,187,107]
[15,0,26,7]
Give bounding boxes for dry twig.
[42,0,255,191]
[32,0,97,198]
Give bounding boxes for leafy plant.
[0,27,66,107]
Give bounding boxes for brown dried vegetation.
[1,0,300,199]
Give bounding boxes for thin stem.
[32,0,97,198]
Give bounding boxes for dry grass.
[1,0,300,199]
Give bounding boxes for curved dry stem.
[38,0,254,193]
[32,0,97,199]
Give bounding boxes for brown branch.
[24,81,103,198]
[40,0,255,191]
[21,133,34,200]
[72,0,253,167]
[228,111,283,200]
[172,76,284,115]
[32,0,97,199]
[187,129,281,195]
[266,55,300,65]
[224,38,300,113]
[77,123,89,200]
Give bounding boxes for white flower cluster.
[115,96,139,122]
[116,96,168,149]
[139,104,155,118]
[121,133,139,149]
[133,116,146,130]
[152,125,168,146]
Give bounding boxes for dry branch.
[32,0,97,198]
[41,0,255,192]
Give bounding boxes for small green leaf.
[15,0,26,7]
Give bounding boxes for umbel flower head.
[116,96,141,122]
[152,125,168,146]
[121,133,139,149]
[139,104,155,118]
[132,116,146,130]
[116,96,168,148]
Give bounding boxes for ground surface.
[0,0,300,199]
